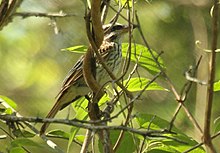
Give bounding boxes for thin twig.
[0,114,171,136]
[84,1,112,152]
[80,130,93,153]
[13,11,76,19]
[110,72,162,123]
[169,57,203,135]
[203,1,218,152]
[183,131,220,153]
[113,2,134,151]
[135,11,205,142]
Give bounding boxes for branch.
[114,3,135,151]
[135,11,205,141]
[183,131,220,153]
[83,1,112,152]
[0,114,172,137]
[203,1,219,152]
[0,98,63,152]
[13,11,76,19]
[0,0,23,30]
[169,57,203,135]
[91,0,104,47]
[84,12,105,102]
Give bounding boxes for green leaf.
[75,135,85,143]
[61,45,87,54]
[98,131,138,153]
[47,129,70,139]
[9,147,26,153]
[122,43,165,75]
[147,142,178,153]
[72,97,88,120]
[0,95,17,110]
[135,113,170,130]
[98,94,111,106]
[115,0,133,7]
[134,113,205,153]
[161,134,205,152]
[11,138,41,147]
[214,80,220,91]
[124,77,167,92]
[214,117,220,133]
[13,129,35,138]
[62,43,164,75]
[4,108,14,115]
[67,127,79,153]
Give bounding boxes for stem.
[203,1,218,152]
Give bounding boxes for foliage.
[0,0,219,153]
[0,40,205,152]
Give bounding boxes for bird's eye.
[103,24,124,33]
[112,25,123,31]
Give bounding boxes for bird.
[40,23,133,135]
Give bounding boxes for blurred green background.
[0,0,220,152]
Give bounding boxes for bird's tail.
[40,101,62,135]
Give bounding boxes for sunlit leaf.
[9,147,25,153]
[4,108,14,115]
[72,97,88,120]
[98,94,111,106]
[115,0,133,7]
[214,80,220,91]
[61,45,87,54]
[75,135,85,143]
[122,43,165,75]
[0,95,17,110]
[124,77,167,92]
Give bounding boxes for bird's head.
[103,23,135,42]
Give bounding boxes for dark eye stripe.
[111,25,124,31]
[103,24,124,33]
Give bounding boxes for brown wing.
[40,56,85,135]
[56,55,84,100]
